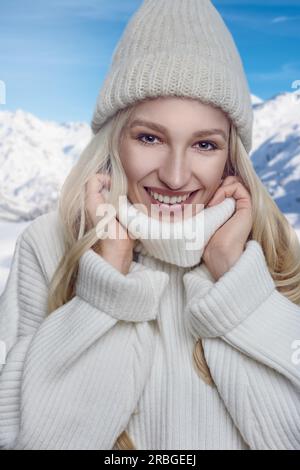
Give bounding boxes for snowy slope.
[251,94,264,106]
[251,91,300,217]
[0,109,91,221]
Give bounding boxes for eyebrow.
[129,119,228,141]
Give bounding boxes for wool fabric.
[116,195,236,267]
[0,204,299,450]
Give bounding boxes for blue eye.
[195,141,218,151]
[136,134,159,145]
[135,133,218,152]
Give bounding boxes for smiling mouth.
[144,187,200,208]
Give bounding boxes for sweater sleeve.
[183,240,300,449]
[0,228,169,450]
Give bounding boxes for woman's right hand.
[85,173,137,275]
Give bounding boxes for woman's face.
[119,96,230,219]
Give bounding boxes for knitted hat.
[91,0,253,154]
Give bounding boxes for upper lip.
[145,187,197,197]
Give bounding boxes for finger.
[86,173,111,197]
[208,182,251,210]
[86,174,103,195]
[97,173,111,191]
[222,175,243,186]
[211,182,251,204]
[85,175,111,226]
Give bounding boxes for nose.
[157,151,191,190]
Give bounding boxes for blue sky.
[0,0,299,125]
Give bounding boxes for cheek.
[193,158,225,190]
[120,144,157,182]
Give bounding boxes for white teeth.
[149,189,191,204]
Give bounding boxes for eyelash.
[135,133,219,152]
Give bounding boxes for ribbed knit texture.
[117,196,236,267]
[91,0,254,154]
[0,207,299,449]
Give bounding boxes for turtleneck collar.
[116,196,236,268]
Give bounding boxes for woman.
[0,0,300,450]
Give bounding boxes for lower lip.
[144,188,199,212]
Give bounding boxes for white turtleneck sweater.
[0,199,300,450]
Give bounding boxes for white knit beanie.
[91,0,253,154]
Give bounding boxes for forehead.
[127,98,230,141]
[129,96,229,126]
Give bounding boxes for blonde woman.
[1,0,300,450]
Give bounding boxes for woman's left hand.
[203,176,253,282]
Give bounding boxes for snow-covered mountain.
[0,92,299,227]
[0,110,91,221]
[251,94,264,106]
[251,91,300,216]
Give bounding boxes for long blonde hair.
[47,98,300,450]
